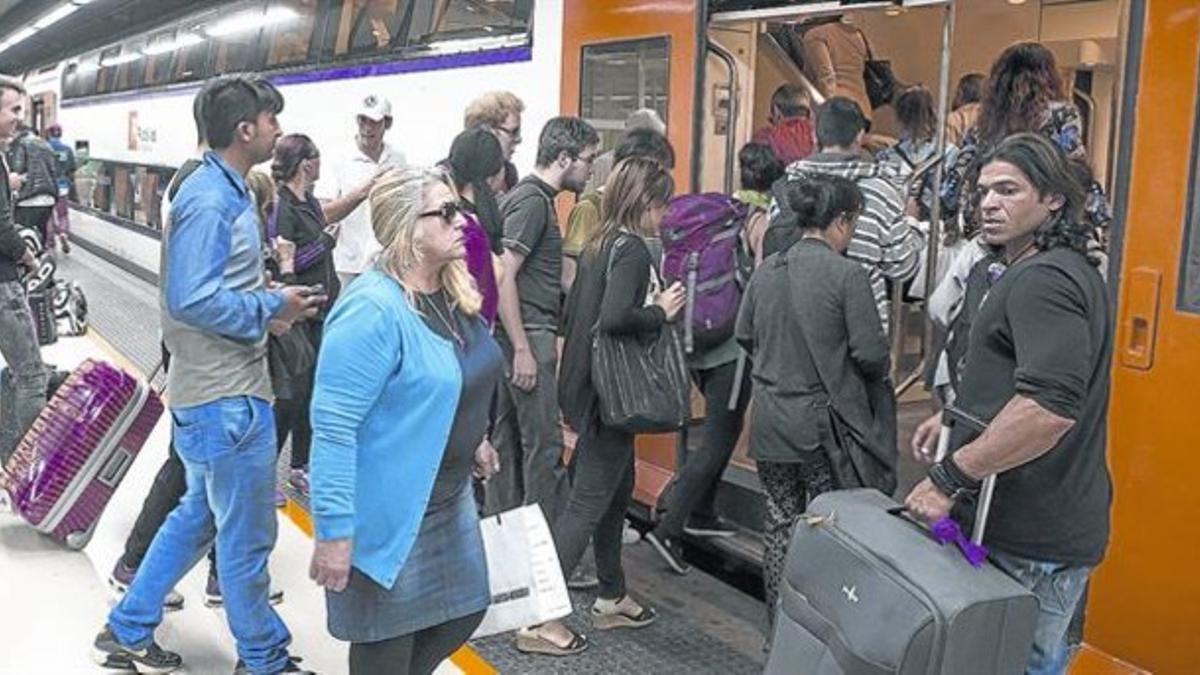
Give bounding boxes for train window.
[333,0,412,56]
[95,47,123,95]
[62,61,96,100]
[1182,92,1200,313]
[143,29,182,88]
[209,2,268,75]
[170,15,214,84]
[580,37,670,152]
[264,0,323,68]
[426,0,532,41]
[115,39,149,92]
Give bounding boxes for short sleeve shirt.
[952,248,1113,566]
[499,176,562,331]
[316,141,406,275]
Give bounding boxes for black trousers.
[274,322,321,470]
[550,415,636,600]
[348,611,485,675]
[120,443,217,572]
[654,358,750,538]
[758,456,834,632]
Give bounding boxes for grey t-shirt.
[500,176,561,331]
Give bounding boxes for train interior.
[604,0,1139,568]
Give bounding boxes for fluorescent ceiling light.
[205,6,298,38]
[3,26,37,48]
[101,52,142,67]
[142,33,203,56]
[34,4,80,29]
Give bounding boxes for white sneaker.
[622,519,641,545]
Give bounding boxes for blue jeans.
[108,396,292,673]
[0,280,48,462]
[991,550,1092,675]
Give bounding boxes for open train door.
[1082,0,1200,672]
[560,1,706,510]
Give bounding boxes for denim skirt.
[326,481,490,643]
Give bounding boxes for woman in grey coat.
[736,173,896,632]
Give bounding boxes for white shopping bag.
[472,504,572,638]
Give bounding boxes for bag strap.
[855,27,875,61]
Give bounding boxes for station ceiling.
[0,0,242,74]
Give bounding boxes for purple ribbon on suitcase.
[0,359,162,549]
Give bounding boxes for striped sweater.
[770,153,925,334]
[768,151,926,331]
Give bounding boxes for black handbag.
[590,237,689,434]
[858,28,898,109]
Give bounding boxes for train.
[12,0,1197,671]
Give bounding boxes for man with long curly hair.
[906,133,1113,675]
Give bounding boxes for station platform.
[0,244,768,673]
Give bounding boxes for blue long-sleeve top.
[165,151,284,338]
[160,151,286,407]
[310,269,463,589]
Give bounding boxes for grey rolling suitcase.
[764,488,1038,674]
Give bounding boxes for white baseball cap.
[357,93,392,122]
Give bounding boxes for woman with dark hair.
[878,86,957,222]
[947,72,985,146]
[446,126,506,326]
[271,132,340,495]
[520,157,685,656]
[736,173,894,632]
[735,142,785,265]
[942,43,1111,240]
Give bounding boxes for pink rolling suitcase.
[0,358,163,549]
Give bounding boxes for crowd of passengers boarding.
[0,33,1112,675]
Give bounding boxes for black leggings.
[348,611,486,675]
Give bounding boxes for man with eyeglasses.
[463,90,525,192]
[486,117,599,529]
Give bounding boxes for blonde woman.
[309,167,503,675]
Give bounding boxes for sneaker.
[287,468,309,496]
[683,515,739,538]
[59,235,70,255]
[204,572,285,608]
[109,561,185,612]
[233,656,311,674]
[93,624,182,673]
[645,531,691,575]
[567,569,599,591]
[621,519,641,545]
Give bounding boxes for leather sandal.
[591,598,658,630]
[515,626,589,656]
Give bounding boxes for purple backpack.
[661,193,751,354]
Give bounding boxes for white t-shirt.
[316,141,406,275]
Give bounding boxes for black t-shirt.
[952,247,1113,566]
[500,176,562,331]
[276,186,340,305]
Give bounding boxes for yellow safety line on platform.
[278,499,498,675]
[86,331,497,673]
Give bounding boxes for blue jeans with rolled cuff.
[107,396,293,674]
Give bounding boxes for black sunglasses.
[418,201,462,222]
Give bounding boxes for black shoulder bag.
[590,236,690,434]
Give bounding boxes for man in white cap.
[318,93,406,288]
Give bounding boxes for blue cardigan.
[310,269,463,589]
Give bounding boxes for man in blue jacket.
[93,75,325,675]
